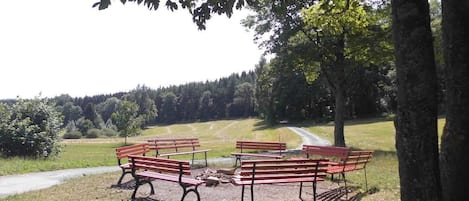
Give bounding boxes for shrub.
[86,128,101,138]
[0,98,63,158]
[101,128,118,137]
[63,131,82,139]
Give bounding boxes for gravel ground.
[116,168,362,201]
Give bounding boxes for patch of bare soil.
[112,168,371,201]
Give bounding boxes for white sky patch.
[0,0,264,99]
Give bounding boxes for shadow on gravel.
[317,186,379,201]
[110,180,136,190]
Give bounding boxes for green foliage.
[85,128,101,138]
[125,85,158,127]
[112,100,141,144]
[75,118,94,134]
[63,131,82,139]
[101,128,118,137]
[0,98,63,158]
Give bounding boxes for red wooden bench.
[231,141,286,167]
[302,145,350,166]
[128,155,205,200]
[115,143,150,185]
[147,138,210,167]
[326,150,374,196]
[231,158,329,201]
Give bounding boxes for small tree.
[0,98,63,158]
[112,100,141,145]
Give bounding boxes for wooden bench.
[231,141,287,167]
[302,145,350,166]
[326,150,374,195]
[128,155,205,200]
[115,143,150,185]
[231,158,329,201]
[147,138,210,167]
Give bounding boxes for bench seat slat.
[232,177,325,185]
[136,172,204,186]
[159,149,211,157]
[231,152,283,158]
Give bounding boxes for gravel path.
[0,126,331,198]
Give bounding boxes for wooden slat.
[137,172,204,185]
[116,144,149,159]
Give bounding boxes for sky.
[0,0,265,99]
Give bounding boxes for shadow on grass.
[349,148,397,156]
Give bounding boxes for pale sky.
[0,0,264,99]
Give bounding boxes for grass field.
[0,117,447,201]
[0,118,301,175]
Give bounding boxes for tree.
[60,102,83,124]
[439,0,469,200]
[198,91,214,121]
[0,98,63,158]
[233,82,255,117]
[125,85,158,127]
[112,100,141,145]
[391,0,441,200]
[97,97,120,123]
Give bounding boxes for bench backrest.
[148,138,201,154]
[128,155,191,176]
[302,145,350,160]
[238,158,328,182]
[340,150,374,170]
[236,141,287,153]
[116,143,150,166]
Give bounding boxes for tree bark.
[333,34,346,147]
[440,0,469,200]
[391,0,442,200]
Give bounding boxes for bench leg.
[131,178,154,199]
[235,156,241,167]
[251,184,254,201]
[117,169,131,185]
[313,181,317,201]
[342,172,348,200]
[364,168,368,191]
[180,185,201,201]
[299,182,303,200]
[192,153,195,165]
[204,151,208,167]
[241,185,245,201]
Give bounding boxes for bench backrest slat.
[236,141,286,151]
[238,159,328,181]
[148,138,201,153]
[340,150,373,170]
[129,155,191,175]
[302,145,350,160]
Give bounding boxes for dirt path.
[0,166,119,198]
[287,127,331,149]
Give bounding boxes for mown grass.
[0,143,119,176]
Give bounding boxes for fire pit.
[195,168,236,186]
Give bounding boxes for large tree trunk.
[440,0,469,200]
[391,0,442,200]
[333,34,346,147]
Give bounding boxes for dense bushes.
[0,99,62,158]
